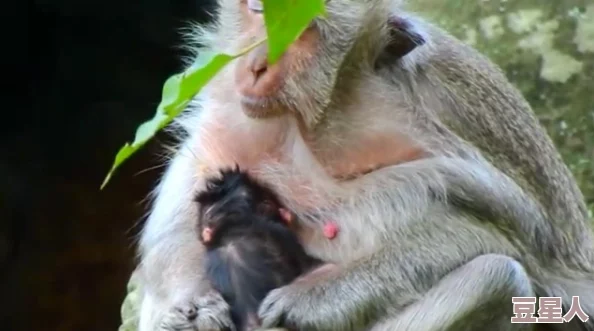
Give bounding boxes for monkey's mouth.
[240,95,287,118]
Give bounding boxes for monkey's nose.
[247,44,269,82]
[250,59,268,81]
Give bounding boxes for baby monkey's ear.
[384,15,426,59]
[278,208,294,225]
[201,227,213,243]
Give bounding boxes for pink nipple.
[323,222,339,239]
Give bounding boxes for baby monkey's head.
[194,167,294,246]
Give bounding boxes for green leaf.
[100,51,234,189]
[101,0,328,189]
[263,0,326,64]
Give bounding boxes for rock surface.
[119,1,594,329]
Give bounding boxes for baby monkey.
[194,167,329,331]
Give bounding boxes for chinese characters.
[511,296,590,324]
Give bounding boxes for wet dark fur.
[195,168,321,331]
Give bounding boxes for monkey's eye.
[247,0,264,13]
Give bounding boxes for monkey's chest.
[316,133,427,180]
[197,119,290,171]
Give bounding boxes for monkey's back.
[204,221,319,330]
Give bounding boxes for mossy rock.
[408,0,594,218]
[118,271,141,331]
[119,1,594,329]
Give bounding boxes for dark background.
[5,1,214,330]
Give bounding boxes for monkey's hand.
[257,276,327,330]
[257,263,361,330]
[159,290,234,331]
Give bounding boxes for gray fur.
[136,0,594,330]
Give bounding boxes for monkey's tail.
[537,272,594,331]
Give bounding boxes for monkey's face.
[225,0,376,127]
[197,193,291,245]
[197,199,249,245]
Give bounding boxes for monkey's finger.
[258,293,288,328]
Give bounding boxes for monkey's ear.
[384,16,425,59]
[278,208,293,225]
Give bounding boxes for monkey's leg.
[138,144,233,331]
[370,254,535,331]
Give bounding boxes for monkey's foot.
[258,264,342,330]
[257,284,320,330]
[160,303,198,331]
[160,291,234,331]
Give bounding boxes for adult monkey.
[137,0,594,330]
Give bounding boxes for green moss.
[574,5,594,53]
[409,0,594,220]
[119,271,141,331]
[539,49,583,83]
[507,9,545,34]
[479,15,506,39]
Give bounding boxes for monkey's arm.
[257,210,527,331]
[138,141,233,331]
[340,156,549,250]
